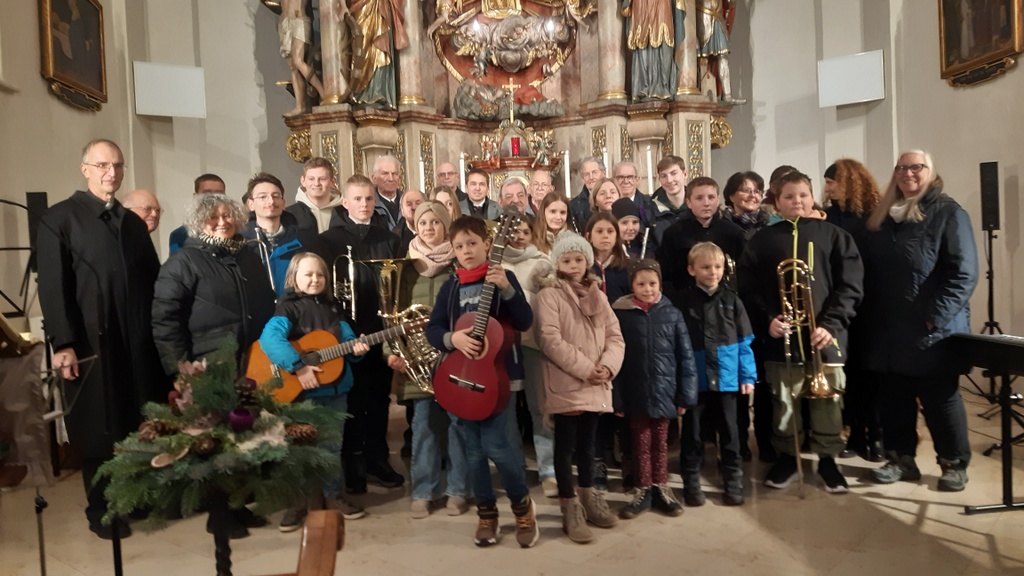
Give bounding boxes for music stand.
[965,360,1024,514]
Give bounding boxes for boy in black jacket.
[737,171,864,494]
[425,216,538,549]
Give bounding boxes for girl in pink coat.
[532,232,625,544]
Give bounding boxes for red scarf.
[632,295,655,313]
[456,262,488,284]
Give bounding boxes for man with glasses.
[527,169,554,216]
[612,161,660,228]
[436,161,467,201]
[36,139,167,539]
[122,189,162,233]
[242,172,316,297]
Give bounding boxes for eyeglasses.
[614,175,637,182]
[894,164,926,174]
[251,193,284,202]
[737,187,763,196]
[135,206,163,215]
[437,171,458,178]
[84,162,126,172]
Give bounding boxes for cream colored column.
[398,0,427,107]
[596,1,626,102]
[320,0,351,104]
[677,0,699,96]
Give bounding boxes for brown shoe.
[561,496,593,544]
[512,496,539,548]
[474,504,500,547]
[578,487,618,528]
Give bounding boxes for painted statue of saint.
[482,0,522,19]
[349,0,409,109]
[697,0,734,101]
[622,0,685,102]
[279,0,325,117]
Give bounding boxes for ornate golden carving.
[662,125,674,159]
[597,90,628,101]
[420,132,435,194]
[399,95,428,106]
[710,115,732,149]
[687,121,705,178]
[395,132,408,190]
[620,127,634,162]
[591,127,606,158]
[493,172,508,191]
[352,132,364,176]
[320,132,339,174]
[287,129,312,163]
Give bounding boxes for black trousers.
[342,349,392,464]
[681,392,741,477]
[554,412,599,499]
[843,366,882,449]
[877,371,971,465]
[82,457,110,525]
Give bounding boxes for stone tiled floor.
[3,388,1024,576]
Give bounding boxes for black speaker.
[25,192,48,272]
[980,162,999,232]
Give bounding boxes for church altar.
[272,0,741,198]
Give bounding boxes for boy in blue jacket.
[425,216,538,549]
[676,242,757,506]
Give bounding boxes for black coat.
[611,296,698,418]
[738,217,864,364]
[854,185,978,376]
[151,237,276,375]
[656,213,745,297]
[392,221,416,255]
[284,202,318,232]
[36,191,166,458]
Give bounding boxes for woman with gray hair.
[858,150,979,492]
[152,193,276,382]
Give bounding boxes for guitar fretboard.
[471,234,511,340]
[318,324,407,362]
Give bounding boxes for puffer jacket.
[854,184,978,376]
[532,262,625,415]
[611,295,698,419]
[675,285,757,393]
[152,236,276,375]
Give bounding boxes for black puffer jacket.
[152,236,276,375]
[611,295,698,418]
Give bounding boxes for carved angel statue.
[563,0,595,30]
[427,0,462,38]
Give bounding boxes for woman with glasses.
[723,171,770,240]
[860,150,978,492]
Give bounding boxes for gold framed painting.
[939,0,1024,85]
[39,0,107,109]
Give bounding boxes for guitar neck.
[471,240,508,339]
[318,325,406,361]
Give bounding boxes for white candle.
[459,152,467,193]
[602,147,609,175]
[563,149,571,198]
[418,157,426,191]
[646,145,655,195]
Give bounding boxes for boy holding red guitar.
[425,216,539,549]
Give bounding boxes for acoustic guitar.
[248,318,426,403]
[433,207,521,421]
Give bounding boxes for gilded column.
[596,1,626,101]
[399,0,427,106]
[677,0,699,96]
[320,0,351,105]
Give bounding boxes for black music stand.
[965,363,1024,514]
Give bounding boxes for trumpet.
[333,245,356,322]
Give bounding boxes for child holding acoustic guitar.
[425,215,539,549]
[258,252,370,531]
[532,232,624,544]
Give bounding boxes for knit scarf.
[456,262,488,284]
[889,193,926,223]
[502,243,540,264]
[196,232,245,254]
[409,236,454,277]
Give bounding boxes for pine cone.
[151,420,179,435]
[138,421,159,442]
[285,423,318,444]
[192,435,219,456]
[235,378,259,406]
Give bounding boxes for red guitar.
[433,207,521,421]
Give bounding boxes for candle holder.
[510,137,521,157]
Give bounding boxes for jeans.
[456,405,529,506]
[306,392,348,497]
[681,392,741,479]
[410,397,471,500]
[522,348,554,479]
[553,412,599,499]
[877,371,971,465]
[766,362,846,457]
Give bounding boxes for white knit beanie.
[549,231,594,268]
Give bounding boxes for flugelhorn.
[333,245,356,322]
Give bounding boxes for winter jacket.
[569,187,592,233]
[737,217,864,365]
[591,261,631,303]
[611,295,698,418]
[425,269,534,381]
[241,212,317,297]
[286,188,344,233]
[656,212,746,297]
[675,285,757,393]
[724,206,772,241]
[854,184,978,376]
[393,221,416,255]
[503,244,549,349]
[152,236,276,375]
[258,290,361,398]
[375,188,403,230]
[532,264,625,415]
[651,188,690,243]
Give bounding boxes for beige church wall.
[894,1,1024,335]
